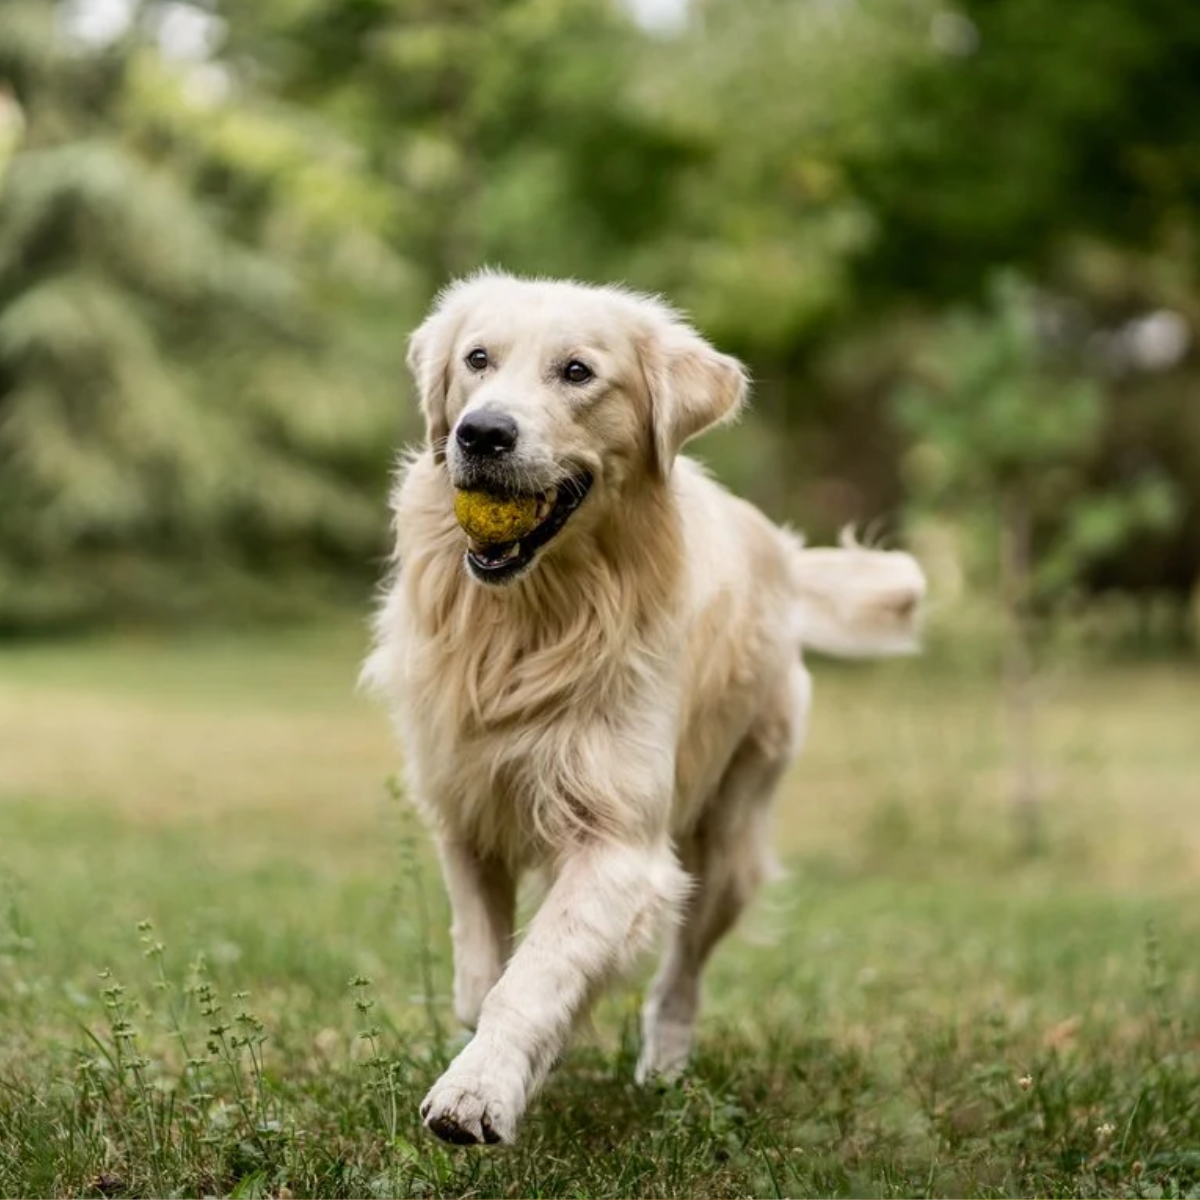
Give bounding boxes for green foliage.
[0,0,1197,631]
[220,0,703,288]
[894,274,1180,605]
[1041,475,1182,600]
[849,0,1200,299]
[896,275,1103,491]
[0,0,401,629]
[630,0,933,355]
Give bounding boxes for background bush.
[1,0,1197,636]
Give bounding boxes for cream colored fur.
[364,272,925,1145]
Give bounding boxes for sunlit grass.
[1,624,1198,1197]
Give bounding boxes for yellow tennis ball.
[454,490,541,544]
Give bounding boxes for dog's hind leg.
[637,670,809,1082]
[635,753,782,1082]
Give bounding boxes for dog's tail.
[786,529,927,658]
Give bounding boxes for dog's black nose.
[455,410,518,457]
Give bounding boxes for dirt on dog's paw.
[420,1076,516,1146]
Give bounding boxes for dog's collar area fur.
[464,471,594,585]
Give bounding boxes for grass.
[1,622,1199,1198]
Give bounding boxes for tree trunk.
[1001,488,1040,856]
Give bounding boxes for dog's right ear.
[406,303,459,463]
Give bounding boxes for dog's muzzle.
[453,474,594,585]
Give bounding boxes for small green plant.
[350,975,403,1145]
[387,774,448,1055]
[91,968,169,1196]
[54,925,305,1197]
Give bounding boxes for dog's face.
[407,273,747,585]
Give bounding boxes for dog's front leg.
[421,838,687,1145]
[436,839,515,1030]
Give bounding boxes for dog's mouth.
[463,473,593,584]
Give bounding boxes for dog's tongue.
[468,537,521,564]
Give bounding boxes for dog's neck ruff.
[396,456,683,733]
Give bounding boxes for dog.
[363,272,925,1145]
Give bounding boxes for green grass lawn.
[1,624,1198,1198]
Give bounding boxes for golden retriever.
[364,272,925,1145]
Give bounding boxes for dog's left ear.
[644,320,748,479]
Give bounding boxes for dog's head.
[407,271,748,585]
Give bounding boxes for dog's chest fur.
[369,457,688,866]
[367,455,806,870]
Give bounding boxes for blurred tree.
[1,0,1196,636]
[893,274,1181,849]
[635,0,1200,572]
[849,0,1200,609]
[588,0,936,528]
[848,0,1200,302]
[632,0,926,353]
[0,0,402,630]
[217,0,703,296]
[0,84,22,185]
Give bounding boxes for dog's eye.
[465,348,489,372]
[562,360,593,385]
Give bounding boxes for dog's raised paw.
[421,1078,515,1146]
